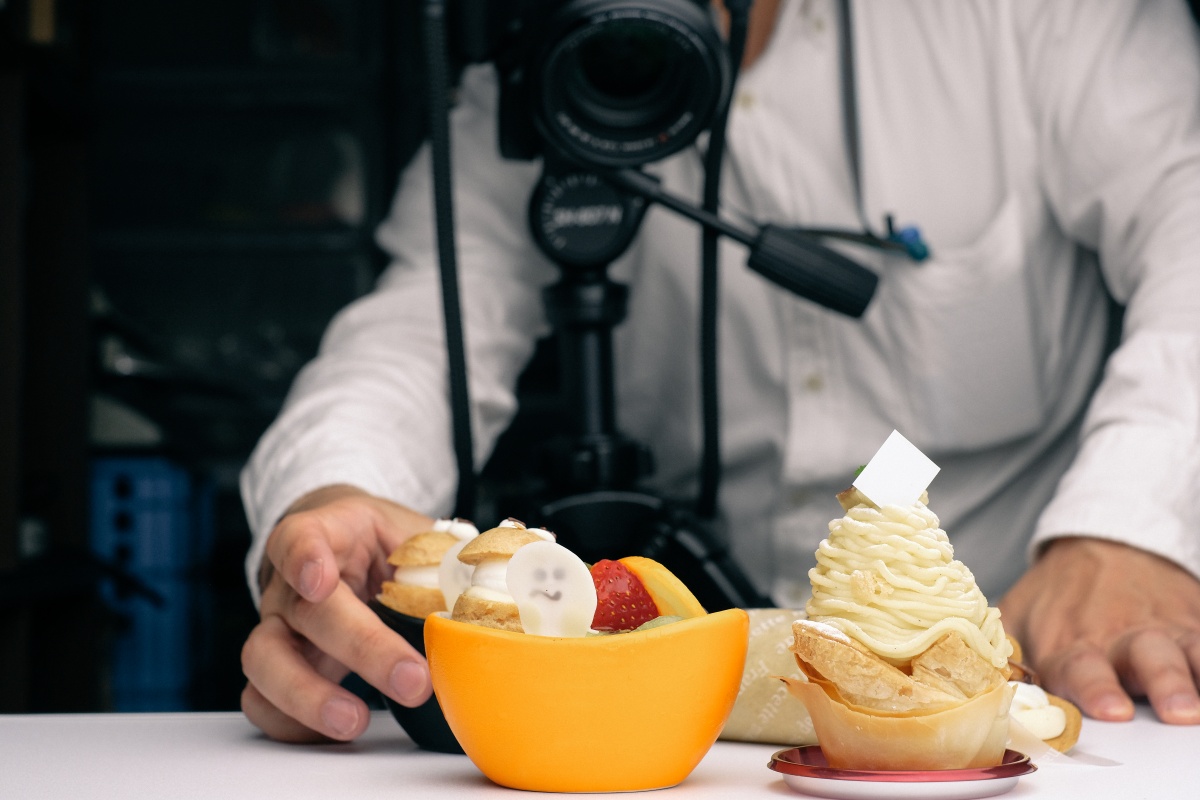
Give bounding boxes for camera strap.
[697,0,756,521]
[838,0,867,235]
[837,0,930,261]
[424,0,477,520]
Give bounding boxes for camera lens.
[534,1,729,167]
[573,28,674,112]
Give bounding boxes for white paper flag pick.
[506,540,597,637]
[852,430,940,508]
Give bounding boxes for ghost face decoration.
[438,538,475,611]
[506,541,597,637]
[434,518,481,611]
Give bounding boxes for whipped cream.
[1009,682,1067,740]
[464,558,517,604]
[806,500,1012,669]
[433,517,481,540]
[393,565,439,589]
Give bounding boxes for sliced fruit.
[585,616,685,637]
[619,556,706,619]
[632,615,684,632]
[590,559,659,631]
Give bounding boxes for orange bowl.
[425,608,749,792]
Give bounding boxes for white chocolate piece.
[852,429,940,509]
[505,541,596,637]
[438,537,476,611]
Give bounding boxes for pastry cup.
[425,608,749,793]
[781,674,1014,771]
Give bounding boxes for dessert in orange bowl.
[425,607,748,792]
[424,530,749,793]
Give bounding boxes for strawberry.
[590,559,661,631]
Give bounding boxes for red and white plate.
[768,747,1036,800]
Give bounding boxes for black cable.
[697,0,754,520]
[423,0,476,520]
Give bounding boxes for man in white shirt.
[239,0,1200,742]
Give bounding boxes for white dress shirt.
[242,0,1200,605]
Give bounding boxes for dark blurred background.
[3,0,1200,714]
[1,0,435,713]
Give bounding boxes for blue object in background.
[887,225,931,262]
[90,456,214,711]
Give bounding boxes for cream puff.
[377,518,480,618]
[451,519,553,632]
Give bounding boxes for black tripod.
[504,161,774,611]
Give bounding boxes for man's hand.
[240,485,437,742]
[999,537,1200,725]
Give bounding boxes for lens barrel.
[532,0,729,167]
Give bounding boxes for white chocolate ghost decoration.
[506,540,596,637]
[436,520,480,611]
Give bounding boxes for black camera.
[450,0,732,167]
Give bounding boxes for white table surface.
[0,706,1195,798]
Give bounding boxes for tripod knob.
[529,168,648,269]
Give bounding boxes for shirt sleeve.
[240,66,556,602]
[1024,0,1200,577]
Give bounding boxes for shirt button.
[735,91,756,110]
[804,374,825,392]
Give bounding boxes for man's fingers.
[242,614,370,741]
[264,513,344,603]
[1034,629,1200,725]
[262,494,434,604]
[241,491,444,743]
[1114,630,1200,725]
[1186,631,1200,680]
[285,581,433,709]
[1041,643,1135,722]
[241,682,334,744]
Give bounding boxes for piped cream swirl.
[806,501,1012,669]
